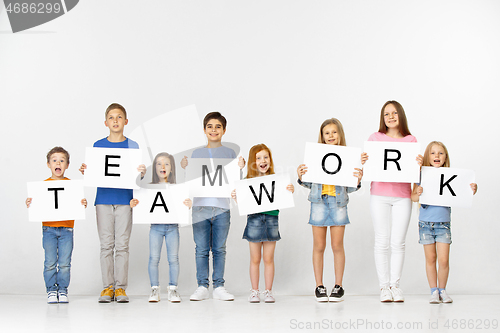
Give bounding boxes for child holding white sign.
[130,152,192,303]
[297,118,363,302]
[232,144,294,303]
[362,100,423,302]
[411,141,477,304]
[25,147,87,304]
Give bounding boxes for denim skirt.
[243,213,281,242]
[308,195,350,227]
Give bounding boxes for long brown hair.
[422,141,450,167]
[151,152,176,184]
[378,100,411,137]
[318,118,346,146]
[246,144,275,179]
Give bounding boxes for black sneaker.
[315,285,329,302]
[329,285,344,302]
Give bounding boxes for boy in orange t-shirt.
[26,147,87,304]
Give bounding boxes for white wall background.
[0,0,498,296]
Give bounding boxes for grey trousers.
[96,205,133,290]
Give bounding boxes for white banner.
[301,142,361,188]
[84,147,142,189]
[27,180,86,222]
[185,158,240,197]
[419,167,475,208]
[363,141,420,183]
[128,105,207,164]
[234,174,294,216]
[132,184,191,225]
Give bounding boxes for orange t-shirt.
[42,177,75,228]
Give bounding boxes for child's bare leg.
[312,226,328,286]
[249,242,262,290]
[436,242,450,289]
[330,226,346,286]
[262,241,276,291]
[423,244,438,288]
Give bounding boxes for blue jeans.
[42,226,74,293]
[148,224,180,286]
[192,206,230,288]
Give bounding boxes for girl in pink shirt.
[361,101,422,302]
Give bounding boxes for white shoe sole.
[329,297,344,302]
[316,297,329,302]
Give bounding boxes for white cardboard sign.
[84,147,142,189]
[234,174,294,216]
[128,105,207,164]
[185,158,241,197]
[27,180,86,222]
[363,141,420,183]
[419,167,475,208]
[132,184,191,225]
[301,142,362,188]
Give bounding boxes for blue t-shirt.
[419,204,451,223]
[191,145,236,209]
[93,137,139,205]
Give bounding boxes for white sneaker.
[167,286,181,303]
[190,286,209,301]
[390,286,404,302]
[213,286,234,301]
[58,291,69,303]
[248,289,260,303]
[149,286,160,302]
[429,290,441,304]
[262,290,275,303]
[47,291,58,304]
[440,289,453,303]
[380,287,393,302]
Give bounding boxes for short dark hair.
[105,103,127,119]
[46,146,70,164]
[203,112,227,130]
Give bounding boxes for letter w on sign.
[234,174,294,216]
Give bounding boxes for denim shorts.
[243,213,280,242]
[308,195,350,227]
[418,221,452,245]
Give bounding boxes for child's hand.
[416,154,424,167]
[361,153,368,165]
[470,183,478,195]
[238,156,246,170]
[181,156,188,169]
[81,199,87,208]
[297,164,308,180]
[138,164,147,178]
[26,198,32,208]
[130,199,139,208]
[79,163,87,175]
[287,184,294,193]
[231,189,237,203]
[183,198,193,208]
[416,186,423,196]
[354,168,363,185]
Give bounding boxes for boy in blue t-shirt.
[80,103,145,303]
[181,112,245,301]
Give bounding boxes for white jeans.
[370,195,412,288]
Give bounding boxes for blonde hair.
[246,144,275,179]
[151,152,176,184]
[422,141,450,167]
[318,118,346,146]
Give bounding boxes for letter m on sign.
[202,165,227,186]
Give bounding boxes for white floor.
[1,294,498,333]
